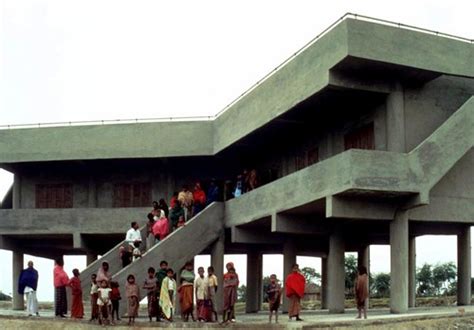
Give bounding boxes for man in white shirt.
[125,222,142,248]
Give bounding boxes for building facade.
[1,15,473,315]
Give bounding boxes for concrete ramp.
[109,202,224,315]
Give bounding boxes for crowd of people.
[18,260,369,324]
[16,177,370,324]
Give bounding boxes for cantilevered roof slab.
[0,17,472,164]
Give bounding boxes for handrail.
[1,13,472,131]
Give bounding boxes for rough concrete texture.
[0,19,472,164]
[390,211,409,314]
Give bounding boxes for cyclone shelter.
[0,15,473,317]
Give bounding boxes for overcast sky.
[0,0,473,301]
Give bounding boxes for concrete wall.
[404,76,474,152]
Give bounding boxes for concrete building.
[1,14,473,315]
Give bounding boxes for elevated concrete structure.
[1,14,473,316]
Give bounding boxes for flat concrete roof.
[1,17,472,164]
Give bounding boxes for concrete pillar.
[86,253,98,266]
[246,251,262,313]
[12,252,24,310]
[386,82,406,153]
[88,176,97,207]
[12,174,21,209]
[390,211,409,314]
[457,225,471,306]
[408,236,416,308]
[282,240,296,313]
[358,245,370,309]
[321,257,328,309]
[327,230,345,313]
[211,235,225,313]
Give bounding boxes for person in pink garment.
[152,210,169,243]
[53,257,69,318]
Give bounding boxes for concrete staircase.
[80,202,224,315]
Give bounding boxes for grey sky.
[0,0,472,301]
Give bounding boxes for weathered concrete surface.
[1,19,472,164]
[327,230,345,314]
[0,207,148,234]
[457,224,472,306]
[12,252,24,310]
[0,121,213,163]
[408,237,416,308]
[390,211,409,314]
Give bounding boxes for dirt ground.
[2,315,474,329]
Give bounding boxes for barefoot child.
[207,266,218,322]
[266,274,281,323]
[143,267,159,322]
[355,265,369,319]
[126,274,140,325]
[97,280,112,326]
[222,262,239,324]
[90,274,99,322]
[110,281,121,322]
[69,269,84,319]
[160,268,176,322]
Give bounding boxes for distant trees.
[417,262,457,296]
[301,267,321,285]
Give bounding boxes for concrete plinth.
[246,251,262,313]
[321,257,328,309]
[282,240,296,313]
[12,252,24,310]
[211,235,225,313]
[327,231,345,313]
[457,225,471,306]
[390,211,408,314]
[408,237,416,308]
[358,245,370,309]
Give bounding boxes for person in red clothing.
[110,281,121,322]
[53,257,69,318]
[285,263,305,321]
[69,269,84,319]
[193,182,207,215]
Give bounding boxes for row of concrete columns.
[10,223,472,313]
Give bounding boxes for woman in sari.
[160,268,176,321]
[223,262,239,323]
[96,261,111,284]
[179,262,195,322]
[69,269,84,319]
[285,263,305,321]
[152,210,169,244]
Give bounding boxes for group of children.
[86,260,223,326]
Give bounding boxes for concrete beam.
[457,225,471,306]
[271,213,329,234]
[328,70,394,94]
[390,211,409,314]
[231,226,283,244]
[326,196,395,220]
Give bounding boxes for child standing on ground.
[90,274,99,322]
[126,274,140,325]
[143,267,159,322]
[159,268,176,322]
[97,280,112,326]
[110,281,121,322]
[195,266,209,322]
[266,274,282,323]
[69,269,84,319]
[207,266,218,322]
[355,265,369,319]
